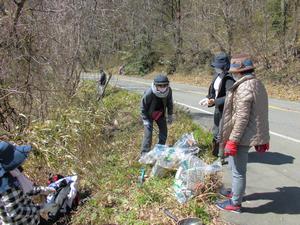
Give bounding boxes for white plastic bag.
[173,155,222,203]
[139,144,167,164]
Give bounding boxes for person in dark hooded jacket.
[140,74,173,156]
[199,52,235,161]
[97,68,107,97]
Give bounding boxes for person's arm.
[1,188,42,220]
[166,88,173,116]
[229,84,253,142]
[140,89,152,120]
[214,78,235,108]
[27,185,54,196]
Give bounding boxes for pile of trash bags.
[139,133,222,203]
[46,175,79,221]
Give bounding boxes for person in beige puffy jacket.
[215,54,270,213]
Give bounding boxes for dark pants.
[141,117,167,154]
[212,109,223,157]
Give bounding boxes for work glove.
[143,119,150,127]
[199,98,208,106]
[40,186,56,195]
[167,115,173,124]
[40,203,58,214]
[255,143,269,153]
[224,140,238,157]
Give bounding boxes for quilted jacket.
[219,74,270,147]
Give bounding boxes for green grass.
[13,81,221,225]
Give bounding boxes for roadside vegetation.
[5,81,227,225]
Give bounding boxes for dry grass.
[7,82,229,225]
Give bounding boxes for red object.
[47,174,64,185]
[255,143,270,153]
[224,140,238,156]
[151,111,163,121]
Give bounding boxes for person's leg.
[230,145,250,205]
[156,117,167,145]
[212,139,219,157]
[212,110,221,157]
[141,120,153,154]
[216,145,249,213]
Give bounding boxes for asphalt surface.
[83,73,300,225]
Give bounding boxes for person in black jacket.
[97,68,107,96]
[140,74,174,156]
[199,53,235,160]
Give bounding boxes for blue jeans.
[141,117,167,154]
[229,145,250,205]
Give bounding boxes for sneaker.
[216,199,241,213]
[219,188,233,198]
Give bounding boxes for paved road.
[83,73,300,225]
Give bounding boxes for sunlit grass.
[12,81,225,225]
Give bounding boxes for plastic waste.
[138,167,146,186]
[139,144,167,164]
[139,133,201,170]
[151,163,167,177]
[173,155,222,203]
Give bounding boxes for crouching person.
[216,55,270,213]
[140,74,174,157]
[0,141,57,225]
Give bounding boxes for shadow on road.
[243,187,300,214]
[248,151,295,165]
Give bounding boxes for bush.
[125,48,161,75]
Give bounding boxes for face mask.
[214,68,223,74]
[157,86,168,93]
[232,73,242,81]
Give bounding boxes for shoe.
[219,188,233,198]
[215,199,241,213]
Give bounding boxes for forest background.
[1,0,300,132]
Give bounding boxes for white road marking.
[175,102,300,144]
[174,101,213,115]
[269,131,300,143]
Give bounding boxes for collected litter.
[139,133,200,172]
[46,174,79,221]
[173,155,221,203]
[139,133,222,203]
[137,167,146,187]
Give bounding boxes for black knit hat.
[154,74,169,85]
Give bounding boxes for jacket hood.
[151,82,169,98]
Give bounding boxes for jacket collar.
[230,74,255,91]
